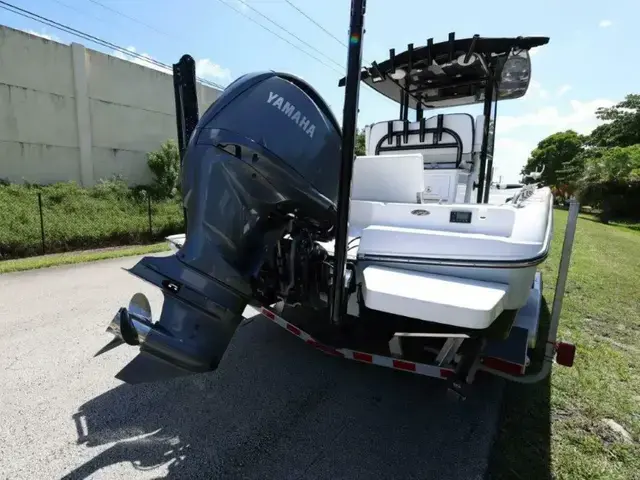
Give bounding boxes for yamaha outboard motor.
[104,72,342,383]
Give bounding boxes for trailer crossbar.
[260,307,456,380]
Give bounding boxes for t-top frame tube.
[330,0,367,326]
[475,78,495,204]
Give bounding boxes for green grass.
[488,209,640,480]
[0,242,170,274]
[0,182,184,260]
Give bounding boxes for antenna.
[330,0,367,326]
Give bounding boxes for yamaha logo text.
[267,92,316,139]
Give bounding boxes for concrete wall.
[0,25,221,186]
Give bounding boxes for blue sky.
[2,0,637,182]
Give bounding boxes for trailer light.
[555,341,576,367]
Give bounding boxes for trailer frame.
[252,198,579,398]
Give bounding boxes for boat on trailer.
[99,0,578,399]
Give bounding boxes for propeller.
[94,293,153,357]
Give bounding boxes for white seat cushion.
[366,114,477,168]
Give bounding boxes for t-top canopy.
[338,34,549,109]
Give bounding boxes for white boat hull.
[166,187,553,331]
[334,183,553,330]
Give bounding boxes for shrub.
[91,174,132,199]
[147,139,181,199]
[578,180,640,223]
[0,181,184,260]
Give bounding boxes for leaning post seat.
[365,113,477,168]
[364,113,486,204]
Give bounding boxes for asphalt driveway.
[0,255,504,479]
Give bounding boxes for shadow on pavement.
[486,299,553,480]
[64,314,505,480]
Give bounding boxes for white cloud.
[528,80,549,100]
[492,138,537,183]
[497,98,615,135]
[557,84,572,97]
[112,46,170,73]
[196,58,232,83]
[26,30,60,42]
[112,47,231,85]
[599,20,613,28]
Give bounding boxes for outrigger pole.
[330,0,367,326]
[172,54,200,229]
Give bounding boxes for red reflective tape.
[482,357,524,376]
[353,352,373,363]
[392,359,417,372]
[262,308,275,320]
[317,344,344,357]
[306,339,343,357]
[286,324,301,336]
[440,368,454,378]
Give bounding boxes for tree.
[555,148,592,190]
[576,145,640,222]
[587,94,640,148]
[520,130,584,186]
[520,93,640,223]
[355,128,366,156]
[579,144,640,184]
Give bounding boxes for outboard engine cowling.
[106,71,343,384]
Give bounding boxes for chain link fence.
[0,185,185,260]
